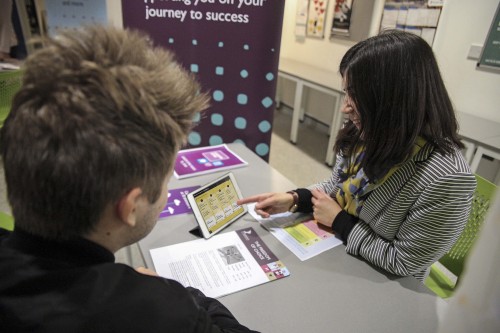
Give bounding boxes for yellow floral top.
[336,137,427,217]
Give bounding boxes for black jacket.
[0,228,259,332]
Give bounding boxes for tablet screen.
[187,173,247,238]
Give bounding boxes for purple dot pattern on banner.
[235,117,247,129]
[209,135,223,145]
[258,120,271,133]
[180,38,277,158]
[188,132,201,146]
[168,37,274,156]
[213,90,224,102]
[237,94,248,105]
[180,36,274,159]
[215,66,224,75]
[211,113,224,126]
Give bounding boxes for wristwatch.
[287,191,299,213]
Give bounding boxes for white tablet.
[187,172,247,239]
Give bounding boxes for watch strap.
[286,191,299,213]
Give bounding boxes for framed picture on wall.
[295,0,309,37]
[307,0,329,38]
[331,0,354,37]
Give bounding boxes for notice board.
[478,2,500,70]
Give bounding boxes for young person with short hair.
[0,25,258,333]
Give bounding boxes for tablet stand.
[188,226,203,238]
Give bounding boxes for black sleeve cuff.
[294,188,313,213]
[332,210,358,245]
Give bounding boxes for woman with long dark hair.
[238,30,476,280]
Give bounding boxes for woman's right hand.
[237,192,294,218]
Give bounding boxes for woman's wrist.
[332,211,358,244]
[286,191,299,212]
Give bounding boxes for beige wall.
[279,0,500,124]
[433,0,500,122]
[277,0,384,124]
[106,0,123,28]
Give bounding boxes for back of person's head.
[337,29,462,180]
[0,26,209,240]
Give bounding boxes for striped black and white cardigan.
[310,143,476,281]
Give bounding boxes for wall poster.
[122,0,286,161]
[44,0,107,36]
[331,0,353,37]
[307,0,329,38]
[295,0,309,37]
[379,1,441,46]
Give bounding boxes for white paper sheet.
[247,203,343,261]
[150,227,289,298]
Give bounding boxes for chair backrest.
[0,211,14,231]
[0,69,23,127]
[439,174,497,278]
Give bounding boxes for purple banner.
[122,0,285,161]
[159,186,200,219]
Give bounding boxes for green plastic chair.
[0,69,23,127]
[425,174,497,298]
[0,211,14,231]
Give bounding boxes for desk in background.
[276,58,345,166]
[458,112,500,144]
[139,143,441,333]
[457,112,500,183]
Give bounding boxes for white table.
[277,58,345,166]
[482,135,500,148]
[457,112,500,144]
[139,143,442,333]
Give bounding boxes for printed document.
[247,203,343,261]
[150,227,289,298]
[174,144,248,179]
